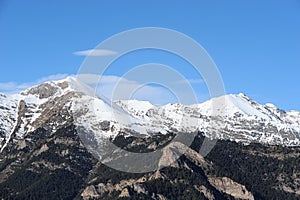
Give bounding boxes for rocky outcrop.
[156,194,168,200]
[81,178,148,199]
[81,185,100,199]
[208,177,254,200]
[30,91,77,132]
[158,141,210,170]
[194,185,215,200]
[119,188,130,198]
[35,144,49,156]
[158,145,180,168]
[21,83,58,99]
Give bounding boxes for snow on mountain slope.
[115,100,154,119]
[0,94,18,146]
[286,110,300,126]
[0,76,300,152]
[198,94,268,118]
[116,94,300,146]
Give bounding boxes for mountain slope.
[116,94,300,146]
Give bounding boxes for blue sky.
[0,0,300,110]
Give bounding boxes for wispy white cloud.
[0,73,207,105]
[36,74,70,83]
[73,49,118,56]
[0,73,69,93]
[99,77,177,106]
[75,74,178,105]
[0,82,22,91]
[77,74,205,105]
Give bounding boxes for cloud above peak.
[0,73,208,105]
[0,74,69,93]
[73,49,118,56]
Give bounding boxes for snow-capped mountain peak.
[197,94,268,118]
[1,77,300,153]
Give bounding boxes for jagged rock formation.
[208,177,254,200]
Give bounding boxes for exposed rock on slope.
[208,177,254,200]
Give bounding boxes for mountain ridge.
[0,76,299,153]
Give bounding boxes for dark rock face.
[99,121,110,131]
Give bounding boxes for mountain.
[0,77,299,199]
[1,76,299,151]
